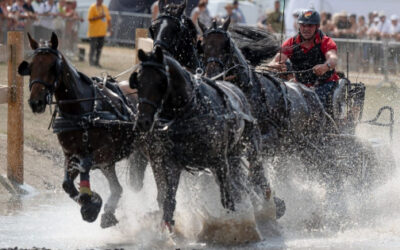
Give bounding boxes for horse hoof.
[273,197,286,219]
[100,212,119,228]
[80,192,102,223]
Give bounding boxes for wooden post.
[7,31,24,184]
[134,28,149,64]
[0,85,8,104]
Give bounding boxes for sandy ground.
[0,42,398,198]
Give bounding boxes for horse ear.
[50,32,58,50]
[198,20,207,33]
[212,19,217,29]
[27,33,38,50]
[158,0,165,12]
[178,0,186,16]
[196,40,203,55]
[154,46,164,63]
[129,72,138,89]
[138,49,148,62]
[18,61,31,76]
[222,16,231,31]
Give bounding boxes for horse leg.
[161,161,181,232]
[128,149,148,192]
[246,124,286,219]
[99,164,122,228]
[75,155,103,223]
[62,156,80,199]
[214,157,235,211]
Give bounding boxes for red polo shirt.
[281,32,339,83]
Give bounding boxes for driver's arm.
[313,49,338,76]
[267,52,288,72]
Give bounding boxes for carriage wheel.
[326,135,384,190]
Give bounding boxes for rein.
[138,59,200,132]
[257,65,315,75]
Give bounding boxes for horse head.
[200,17,232,78]
[130,46,170,132]
[18,32,62,113]
[149,2,200,71]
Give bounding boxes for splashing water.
[1,87,400,249]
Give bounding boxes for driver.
[268,9,339,115]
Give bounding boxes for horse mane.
[164,54,192,81]
[161,3,183,17]
[159,3,198,42]
[229,25,280,66]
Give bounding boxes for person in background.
[258,0,284,33]
[23,0,36,17]
[0,0,16,30]
[390,14,400,41]
[268,9,339,115]
[367,11,377,28]
[346,14,358,38]
[291,10,300,35]
[320,11,334,36]
[332,11,350,38]
[58,0,66,17]
[378,12,391,39]
[367,16,382,73]
[357,15,370,72]
[151,0,158,21]
[232,0,245,24]
[87,0,111,67]
[37,0,58,37]
[357,16,368,38]
[11,0,29,30]
[368,16,381,39]
[388,15,400,73]
[64,0,82,56]
[223,3,240,25]
[191,0,211,36]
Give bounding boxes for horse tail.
[229,25,280,66]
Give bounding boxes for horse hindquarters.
[285,82,326,137]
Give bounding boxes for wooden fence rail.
[1,31,24,185]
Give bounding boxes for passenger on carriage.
[268,9,339,116]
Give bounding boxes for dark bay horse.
[200,19,327,159]
[129,46,274,232]
[18,33,146,228]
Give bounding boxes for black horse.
[18,33,147,228]
[149,2,280,73]
[200,19,327,159]
[200,19,391,192]
[129,46,275,232]
[149,2,202,72]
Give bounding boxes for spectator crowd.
[0,0,82,55]
[316,10,400,41]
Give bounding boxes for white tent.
[285,0,400,36]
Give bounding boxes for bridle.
[137,61,171,114]
[28,47,63,105]
[151,14,191,56]
[202,28,232,70]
